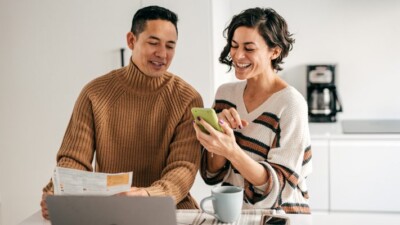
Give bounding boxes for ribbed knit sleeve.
[257,92,312,213]
[56,86,96,170]
[43,74,111,193]
[145,93,203,205]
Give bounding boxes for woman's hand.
[193,116,240,160]
[218,108,249,129]
[193,110,268,185]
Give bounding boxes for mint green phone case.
[191,108,223,134]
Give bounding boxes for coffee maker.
[307,65,342,122]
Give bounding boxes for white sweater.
[200,81,312,214]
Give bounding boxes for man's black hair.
[130,5,178,36]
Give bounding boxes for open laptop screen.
[46,196,177,225]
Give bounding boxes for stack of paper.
[52,167,132,196]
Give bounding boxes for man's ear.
[127,32,136,50]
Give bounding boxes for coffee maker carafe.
[307,65,342,122]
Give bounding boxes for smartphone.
[191,108,223,134]
[261,215,289,225]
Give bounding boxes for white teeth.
[235,63,250,68]
[151,61,163,66]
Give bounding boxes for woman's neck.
[243,71,287,113]
[245,70,281,96]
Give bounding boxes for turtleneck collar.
[120,59,172,94]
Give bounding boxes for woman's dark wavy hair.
[219,7,294,71]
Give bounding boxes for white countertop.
[19,210,312,225]
[309,121,400,140]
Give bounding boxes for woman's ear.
[126,32,136,50]
[271,47,282,60]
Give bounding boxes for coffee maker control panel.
[309,66,333,84]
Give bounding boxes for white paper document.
[52,167,132,196]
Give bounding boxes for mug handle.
[200,196,217,218]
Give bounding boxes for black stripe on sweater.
[214,99,236,113]
[302,145,312,166]
[234,131,270,158]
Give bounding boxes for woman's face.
[230,26,278,80]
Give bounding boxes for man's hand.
[117,187,149,197]
[40,191,53,220]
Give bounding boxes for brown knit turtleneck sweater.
[43,61,203,208]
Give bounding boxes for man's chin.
[146,71,165,77]
[145,66,167,77]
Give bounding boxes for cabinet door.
[307,139,330,211]
[330,139,400,212]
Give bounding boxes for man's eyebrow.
[148,36,176,45]
[148,36,160,41]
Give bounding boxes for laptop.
[46,196,177,225]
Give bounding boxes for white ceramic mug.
[200,186,243,223]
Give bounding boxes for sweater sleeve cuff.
[42,180,54,193]
[143,186,166,197]
[205,170,220,178]
[253,182,269,194]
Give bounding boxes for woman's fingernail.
[219,119,224,124]
[239,125,243,129]
[192,120,195,124]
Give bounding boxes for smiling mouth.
[150,61,165,67]
[234,62,251,69]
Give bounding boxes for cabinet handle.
[120,48,125,67]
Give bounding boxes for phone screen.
[262,215,288,225]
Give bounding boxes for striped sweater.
[200,81,312,214]
[43,60,203,209]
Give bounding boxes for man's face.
[127,19,177,77]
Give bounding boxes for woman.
[193,7,312,214]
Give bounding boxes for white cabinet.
[330,139,400,212]
[307,139,330,211]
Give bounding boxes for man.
[40,5,203,219]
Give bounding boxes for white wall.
[1,0,400,225]
[211,0,236,98]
